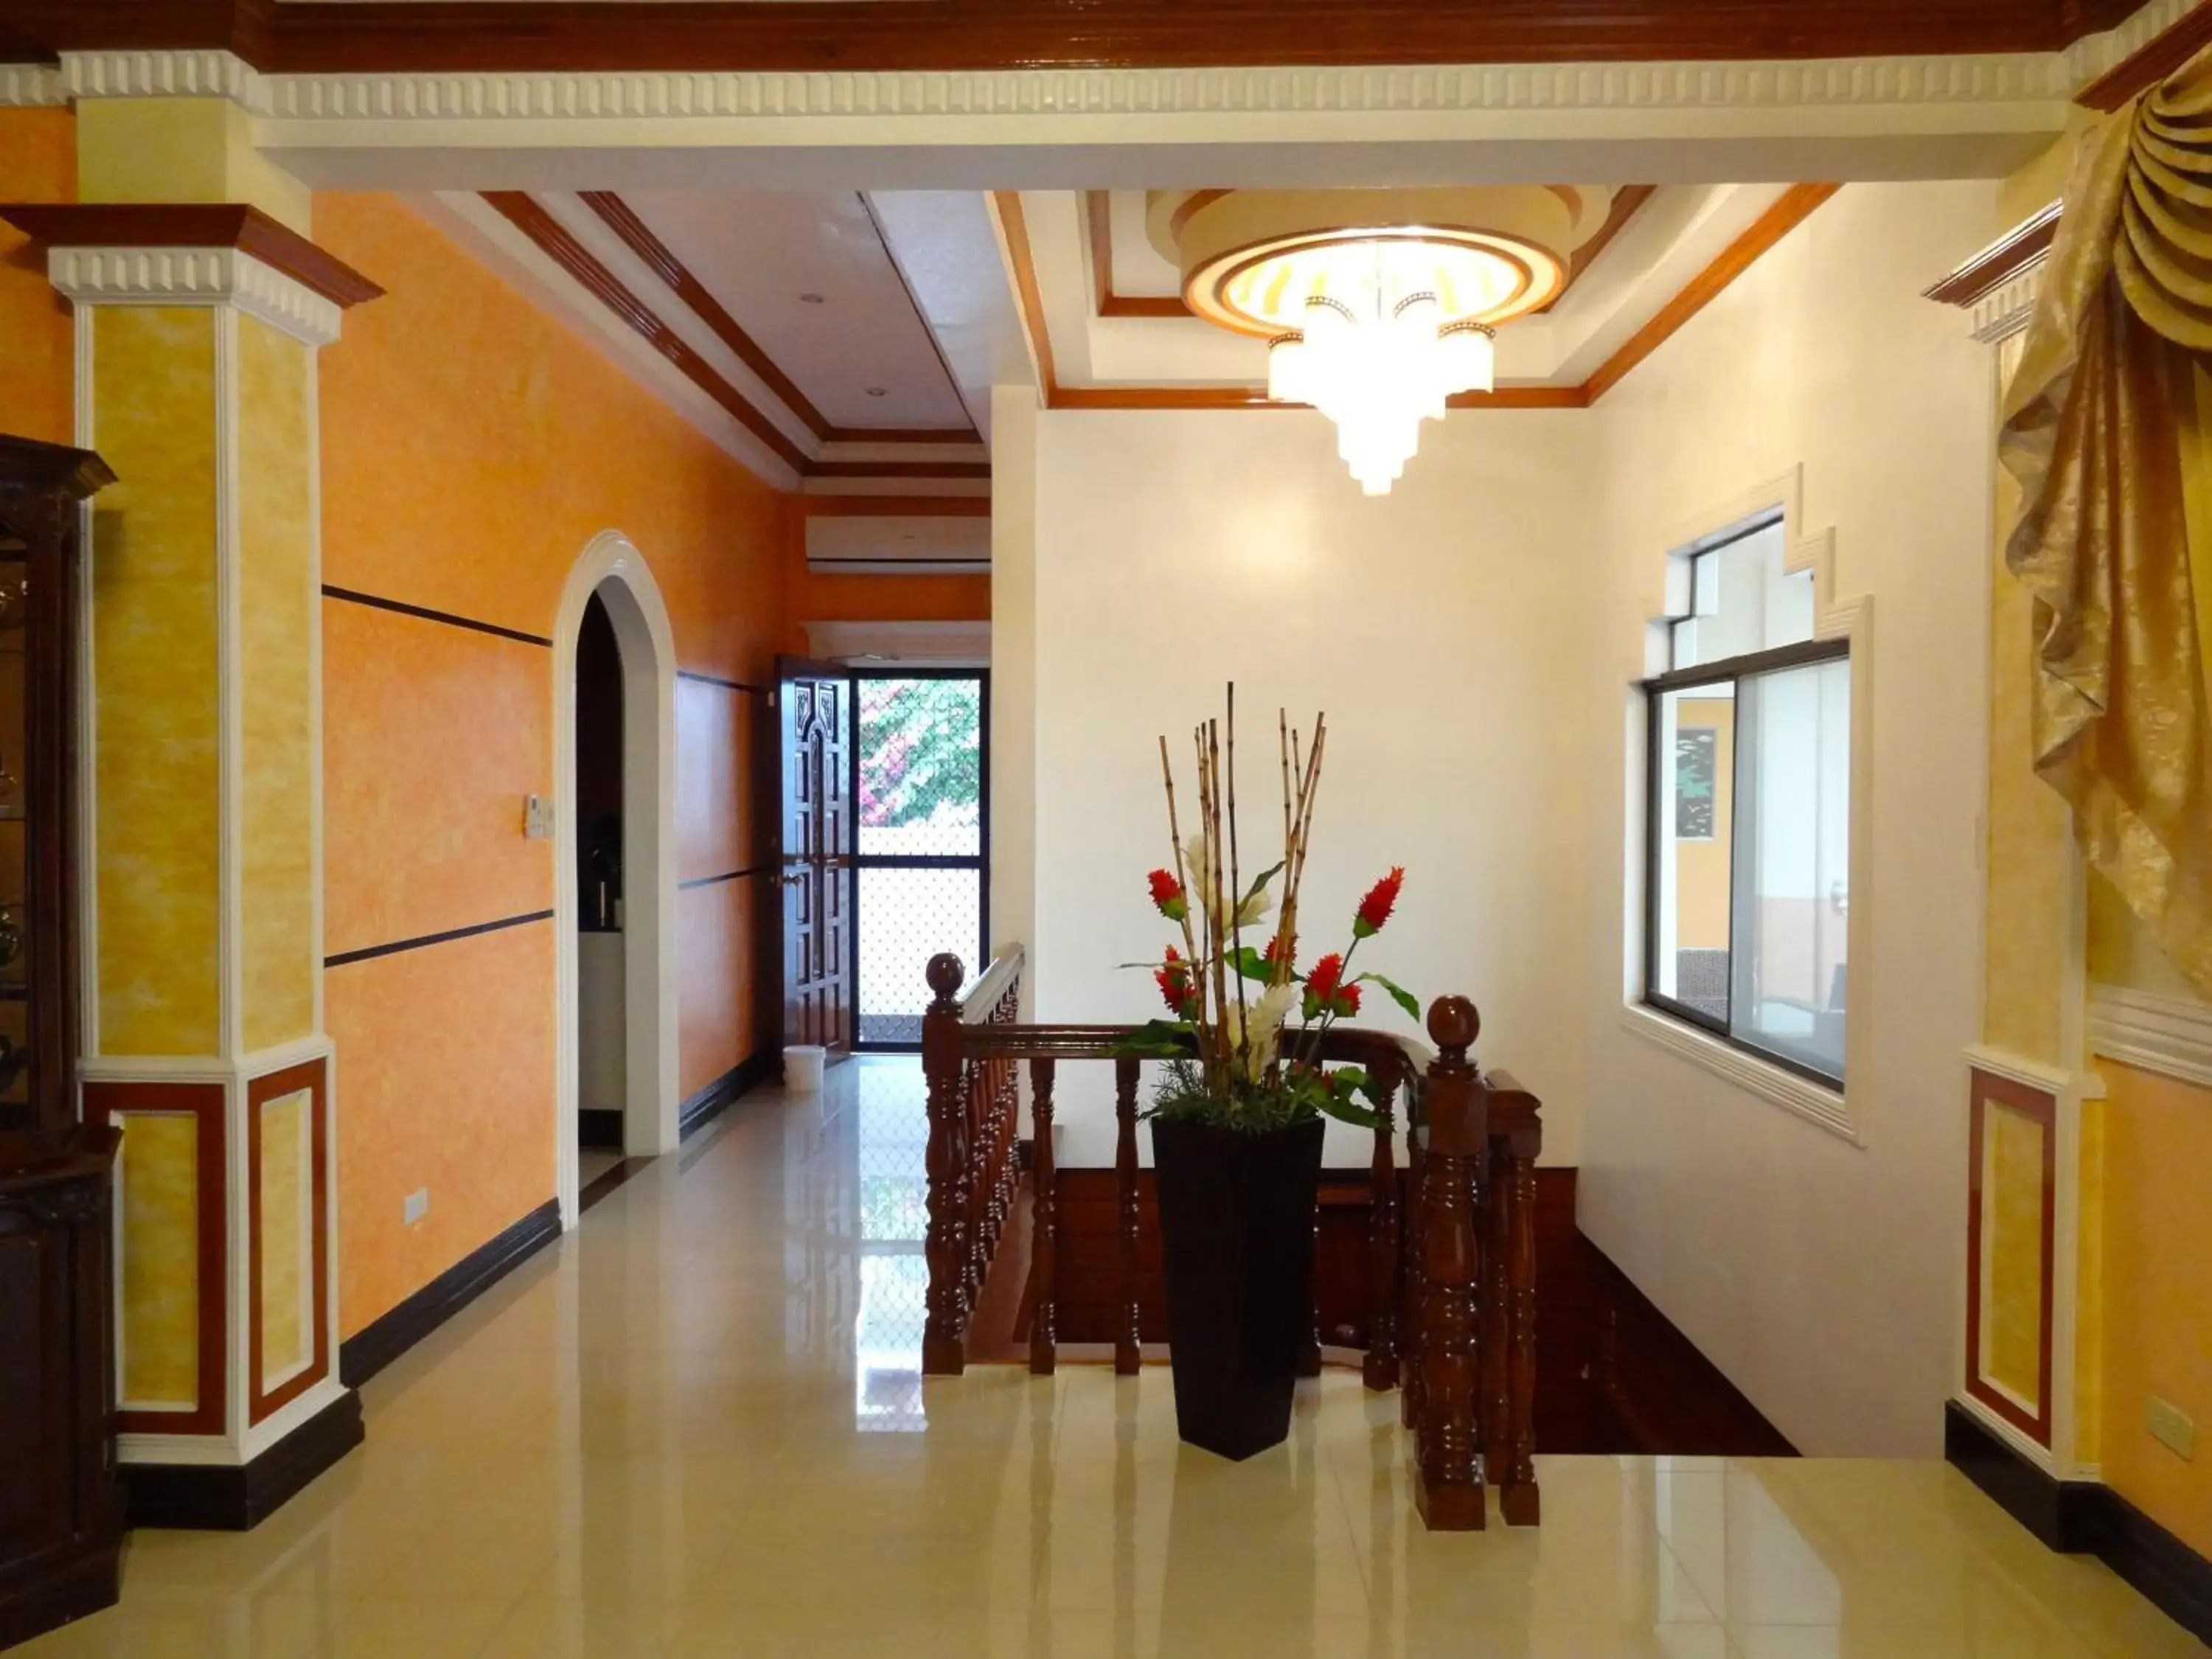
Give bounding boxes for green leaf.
[1318,1092,1382,1130]
[1357,972,1422,1023]
[1239,860,1284,908]
[1225,945,1274,983]
[1113,1019,1194,1059]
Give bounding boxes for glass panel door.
[851,672,987,1048]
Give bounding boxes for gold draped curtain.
[2000,51,2212,1000]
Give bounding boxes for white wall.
[1021,408,1598,1164]
[1577,181,1997,1455]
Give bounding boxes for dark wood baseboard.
[1586,1239,1798,1457]
[579,1157,649,1214]
[1943,1402,2105,1551]
[0,1540,117,1650]
[1945,1402,2212,1644]
[338,1197,560,1389]
[577,1107,624,1150]
[122,1390,364,1532]
[678,1048,773,1140]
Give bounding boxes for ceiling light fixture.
[866,386,888,397]
[799,292,826,305]
[1150,188,1613,494]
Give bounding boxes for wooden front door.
[776,658,854,1057]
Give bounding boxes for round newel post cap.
[1427,995,1480,1053]
[926,953,966,1002]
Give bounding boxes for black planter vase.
[1150,1113,1326,1461]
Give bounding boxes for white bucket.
[785,1045,827,1092]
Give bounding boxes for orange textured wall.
[316,192,787,1335]
[782,498,990,649]
[2098,1060,2212,1560]
[0,108,77,447]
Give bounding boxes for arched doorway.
[553,532,678,1228]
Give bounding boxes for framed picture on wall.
[1674,727,1717,841]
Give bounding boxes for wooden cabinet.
[0,437,120,1647]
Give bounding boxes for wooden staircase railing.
[919,949,1544,1531]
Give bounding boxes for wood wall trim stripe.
[246,1057,330,1427]
[678,866,766,890]
[482,190,813,473]
[321,584,552,647]
[675,667,767,694]
[8,1,2141,74]
[1579,183,1840,404]
[1923,201,2062,305]
[2078,0,2212,109]
[577,189,836,442]
[83,1080,229,1439]
[0,203,382,307]
[324,909,554,969]
[1009,184,1829,414]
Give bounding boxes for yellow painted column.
[5,164,380,1509]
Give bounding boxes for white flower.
[1185,833,1216,916]
[1222,981,1298,1082]
[1234,886,1273,930]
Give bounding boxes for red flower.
[1147,868,1189,922]
[1307,952,1345,1002]
[1262,931,1296,971]
[1340,981,1363,1016]
[1354,867,1405,938]
[1155,946,1199,1018]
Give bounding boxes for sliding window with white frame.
[1643,512,1852,1087]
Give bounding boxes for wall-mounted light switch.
[524,795,554,839]
[2146,1395,2195,1461]
[404,1188,430,1226]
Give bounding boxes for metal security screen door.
[851,671,988,1050]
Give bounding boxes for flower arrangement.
[1124,687,1419,1133]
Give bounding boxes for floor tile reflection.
[22,1060,2197,1658]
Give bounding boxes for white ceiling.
[622,189,972,432]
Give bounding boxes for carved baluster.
[1483,1136,1509,1494]
[1029,1057,1058,1376]
[1114,1055,1141,1376]
[921,954,970,1375]
[1500,1128,1542,1526]
[1400,1083,1425,1432]
[1413,998,1486,1531]
[962,1057,987,1318]
[1363,1057,1402,1392]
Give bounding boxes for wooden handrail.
[918,956,1543,1537]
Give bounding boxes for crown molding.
[2091,983,2212,1090]
[0,61,64,105]
[1924,201,2059,341]
[62,46,260,102]
[0,203,382,310]
[41,244,345,345]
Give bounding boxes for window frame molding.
[1624,463,1874,1147]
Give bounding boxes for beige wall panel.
[118,1110,201,1409]
[237,315,319,1051]
[91,306,223,1057]
[258,1086,312,1384]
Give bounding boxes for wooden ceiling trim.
[797,495,994,518]
[1537,184,1658,313]
[1580,182,1840,404]
[1922,201,2062,305]
[808,460,992,479]
[2078,1,2212,110]
[1001,178,1835,414]
[578,189,834,442]
[482,190,810,473]
[1087,190,1190,320]
[0,202,383,306]
[856,189,982,440]
[995,190,1061,400]
[4,0,2143,74]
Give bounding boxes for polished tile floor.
[27,1060,2202,1658]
